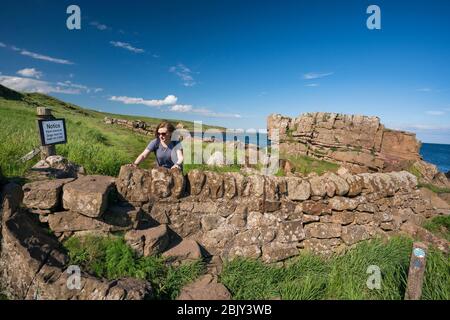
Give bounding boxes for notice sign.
[38,119,67,146]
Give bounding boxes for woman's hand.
[171,164,181,170]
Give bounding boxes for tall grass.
[63,235,204,300]
[220,236,449,300]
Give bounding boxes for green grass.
[418,183,450,194]
[63,235,205,300]
[283,154,340,176]
[0,88,223,179]
[423,215,450,241]
[220,236,449,300]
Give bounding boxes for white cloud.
[17,68,43,79]
[0,75,101,95]
[90,21,109,31]
[0,42,6,48]
[109,95,178,107]
[170,104,193,112]
[169,63,197,87]
[0,76,80,94]
[305,83,319,87]
[20,50,74,65]
[417,88,432,92]
[303,72,334,80]
[426,110,445,116]
[110,41,144,53]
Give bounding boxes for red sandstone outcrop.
[268,112,422,173]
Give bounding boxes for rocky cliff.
[268,112,422,173]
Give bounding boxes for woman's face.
[157,127,171,143]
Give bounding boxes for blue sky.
[0,0,449,143]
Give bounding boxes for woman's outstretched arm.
[172,148,184,169]
[132,149,151,166]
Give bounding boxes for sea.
[420,143,450,173]
[194,131,450,173]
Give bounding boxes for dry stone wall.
[1,164,449,299]
[267,112,422,173]
[116,165,447,262]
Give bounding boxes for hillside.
[0,84,223,178]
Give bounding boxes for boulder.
[22,178,74,211]
[418,188,450,215]
[304,223,342,239]
[187,169,206,195]
[203,171,224,199]
[63,175,115,218]
[286,177,311,201]
[116,165,152,203]
[47,211,117,233]
[302,238,342,256]
[261,242,299,263]
[309,176,327,198]
[124,225,170,257]
[177,274,231,300]
[341,225,370,245]
[102,205,145,230]
[1,182,24,220]
[151,167,173,198]
[162,239,203,264]
[29,155,84,180]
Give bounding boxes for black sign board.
[38,119,67,146]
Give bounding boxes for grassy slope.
[0,85,223,178]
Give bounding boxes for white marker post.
[404,242,428,300]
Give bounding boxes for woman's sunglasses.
[158,132,167,136]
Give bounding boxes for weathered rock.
[107,278,154,300]
[229,244,262,259]
[162,239,203,264]
[1,182,23,219]
[278,220,305,242]
[418,188,450,214]
[28,155,84,180]
[329,197,359,211]
[321,211,355,225]
[309,176,327,198]
[400,222,449,254]
[22,178,74,211]
[63,175,115,218]
[341,225,370,245]
[324,173,349,196]
[177,274,231,300]
[170,168,186,198]
[302,201,332,216]
[48,211,117,233]
[304,223,342,239]
[116,165,152,202]
[187,169,206,195]
[261,242,299,263]
[151,167,173,198]
[102,205,144,230]
[124,225,170,257]
[302,238,342,256]
[286,177,311,201]
[203,171,224,199]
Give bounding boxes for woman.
[132,121,184,170]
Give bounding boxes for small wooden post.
[404,242,428,300]
[37,107,56,160]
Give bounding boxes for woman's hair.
[154,121,176,138]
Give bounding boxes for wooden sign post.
[36,107,67,159]
[404,242,428,300]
